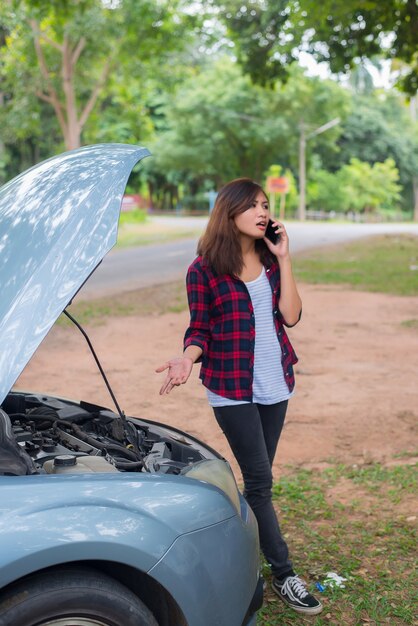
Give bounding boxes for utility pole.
[298,122,306,221]
[298,117,340,220]
[410,95,418,221]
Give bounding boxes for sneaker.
[272,575,323,615]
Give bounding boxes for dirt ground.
[15,282,418,479]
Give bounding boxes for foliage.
[271,66,349,174]
[308,158,402,214]
[82,76,155,147]
[299,0,418,94]
[207,0,297,86]
[146,59,278,185]
[213,0,418,94]
[0,1,416,219]
[118,209,147,225]
[307,169,348,214]
[0,0,196,151]
[144,60,349,208]
[330,92,418,210]
[339,158,402,213]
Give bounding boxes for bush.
[307,158,402,214]
[119,209,148,225]
[307,169,347,213]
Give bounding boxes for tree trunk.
[298,121,306,221]
[30,20,109,151]
[62,35,80,149]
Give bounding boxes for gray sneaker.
[272,575,323,615]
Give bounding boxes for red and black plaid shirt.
[184,256,299,402]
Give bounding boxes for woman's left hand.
[263,221,290,259]
[155,356,194,395]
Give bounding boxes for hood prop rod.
[63,309,126,421]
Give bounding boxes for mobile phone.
[265,219,280,244]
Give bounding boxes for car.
[0,144,263,626]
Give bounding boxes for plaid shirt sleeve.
[183,265,211,357]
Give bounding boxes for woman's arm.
[156,345,202,395]
[264,221,302,326]
[156,264,209,395]
[277,255,302,326]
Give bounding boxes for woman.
[156,178,323,615]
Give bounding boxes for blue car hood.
[0,143,150,404]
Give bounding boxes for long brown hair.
[197,178,275,276]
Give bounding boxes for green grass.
[118,208,148,225]
[116,227,203,248]
[401,319,418,330]
[64,234,418,326]
[293,234,418,296]
[59,281,187,326]
[258,462,417,625]
[116,219,203,248]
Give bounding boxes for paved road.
[79,217,418,300]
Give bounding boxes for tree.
[212,0,418,94]
[330,92,418,213]
[1,0,194,150]
[340,158,402,213]
[147,58,280,189]
[308,158,402,214]
[299,0,418,94]
[207,0,301,86]
[144,60,349,207]
[307,169,348,214]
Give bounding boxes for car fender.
[0,472,236,588]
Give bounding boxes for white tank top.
[206,267,294,407]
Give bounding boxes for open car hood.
[0,144,150,404]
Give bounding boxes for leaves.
[214,0,418,94]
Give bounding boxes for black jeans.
[213,401,293,579]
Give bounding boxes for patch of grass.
[344,463,417,492]
[258,461,417,625]
[393,450,418,459]
[293,234,418,296]
[58,280,187,326]
[60,233,418,325]
[118,208,148,225]
[401,319,418,330]
[116,222,203,248]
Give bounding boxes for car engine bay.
[0,391,217,477]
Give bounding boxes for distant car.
[0,145,263,626]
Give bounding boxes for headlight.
[181,459,241,514]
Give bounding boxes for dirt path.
[15,283,418,479]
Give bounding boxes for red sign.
[266,176,289,194]
[121,194,142,211]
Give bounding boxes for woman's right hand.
[155,356,194,395]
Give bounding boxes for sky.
[298,51,394,89]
